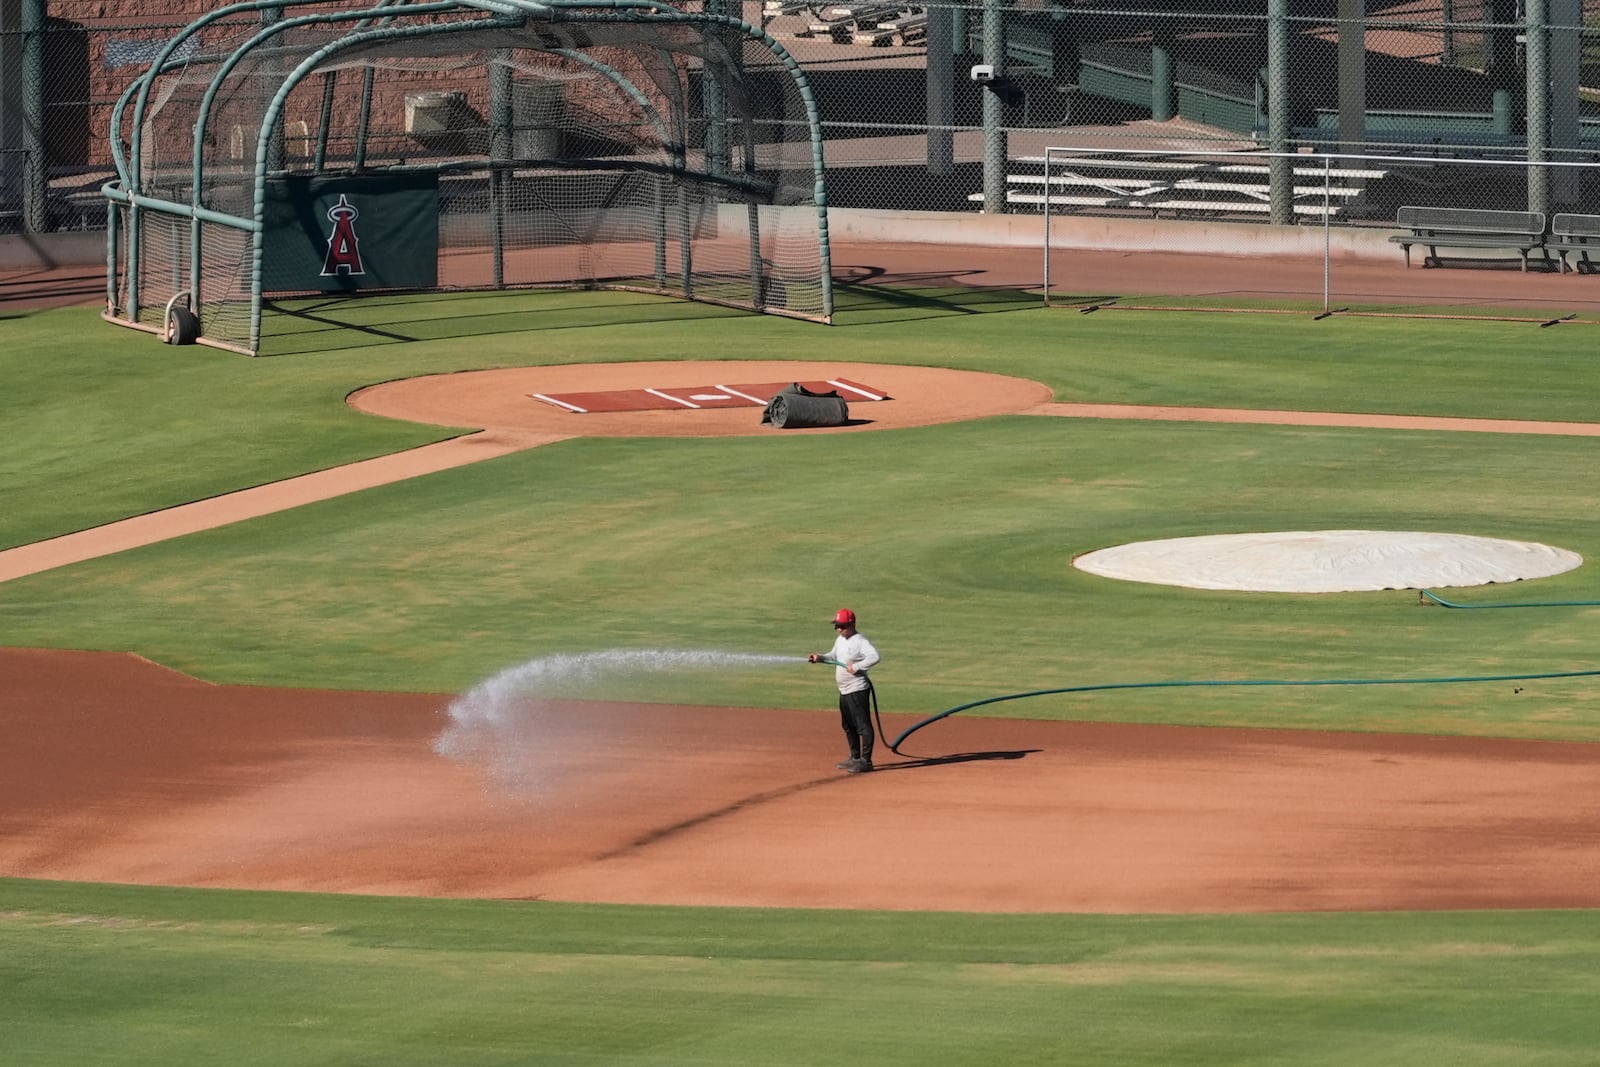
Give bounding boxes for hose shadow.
[878,749,1039,771]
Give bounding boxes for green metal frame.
[104,0,833,354]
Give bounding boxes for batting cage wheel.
[165,305,200,345]
[103,0,834,356]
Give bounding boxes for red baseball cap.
[833,608,856,627]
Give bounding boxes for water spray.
[435,648,806,788]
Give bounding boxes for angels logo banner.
[261,174,438,293]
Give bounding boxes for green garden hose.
[1420,588,1600,609]
[816,657,887,754]
[886,667,1600,754]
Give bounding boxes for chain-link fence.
[4,1,1597,237]
[1032,148,1600,315]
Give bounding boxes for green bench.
[1390,206,1550,272]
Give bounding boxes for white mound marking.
[1074,530,1582,593]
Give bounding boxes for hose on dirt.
[885,667,1600,755]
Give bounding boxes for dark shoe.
[845,759,873,774]
[836,757,861,770]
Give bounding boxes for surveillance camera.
[969,64,996,84]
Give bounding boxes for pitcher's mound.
[1075,530,1582,592]
[349,360,1051,438]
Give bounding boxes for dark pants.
[839,685,874,763]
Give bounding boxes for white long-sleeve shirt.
[827,632,880,694]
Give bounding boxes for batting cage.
[102,0,834,355]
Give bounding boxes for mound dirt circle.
[348,360,1053,437]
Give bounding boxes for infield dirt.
[5,646,1600,913]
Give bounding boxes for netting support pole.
[1524,0,1550,218]
[354,68,376,171]
[1265,0,1292,225]
[701,0,731,182]
[260,6,287,179]
[1487,0,1521,135]
[1042,146,1054,307]
[679,190,694,299]
[1549,0,1582,206]
[188,211,202,325]
[1150,20,1175,122]
[1335,0,1366,151]
[314,72,338,173]
[654,180,667,289]
[125,203,141,324]
[488,48,513,290]
[980,0,1006,214]
[104,193,119,313]
[925,4,953,175]
[20,0,47,233]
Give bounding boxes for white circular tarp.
[1074,530,1582,593]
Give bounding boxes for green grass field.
[7,287,1600,1062]
[7,878,1600,1066]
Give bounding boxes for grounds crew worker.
[808,608,881,774]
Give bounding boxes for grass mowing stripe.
[6,418,1600,740]
[6,880,1600,1065]
[9,293,1600,547]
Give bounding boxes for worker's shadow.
[878,749,1038,771]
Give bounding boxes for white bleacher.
[852,10,927,46]
[1012,155,1389,181]
[803,3,908,43]
[971,191,1359,216]
[1002,172,1369,202]
[973,154,1390,219]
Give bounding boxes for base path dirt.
[0,432,559,583]
[5,647,1600,913]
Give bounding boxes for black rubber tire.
[166,305,200,345]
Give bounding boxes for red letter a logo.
[321,194,365,276]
